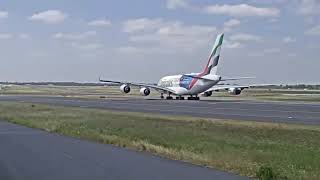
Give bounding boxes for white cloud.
[19,33,31,39]
[0,33,13,39]
[156,23,216,37]
[88,19,112,27]
[123,18,165,33]
[224,19,241,27]
[223,19,241,32]
[305,25,320,36]
[264,48,280,54]
[70,42,103,50]
[117,46,171,55]
[117,46,140,54]
[166,0,189,9]
[283,36,296,43]
[204,4,280,17]
[229,33,262,42]
[249,0,288,4]
[224,41,243,49]
[288,53,297,57]
[28,51,48,58]
[298,0,320,16]
[268,18,278,23]
[304,16,315,24]
[29,10,67,24]
[249,48,281,57]
[166,1,280,18]
[129,22,217,49]
[0,11,8,19]
[122,18,217,52]
[53,31,97,40]
[117,46,152,54]
[248,52,264,57]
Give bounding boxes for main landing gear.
[176,96,185,100]
[187,95,200,101]
[160,93,173,100]
[165,93,173,100]
[160,93,200,100]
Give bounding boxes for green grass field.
[0,102,319,179]
[0,85,145,98]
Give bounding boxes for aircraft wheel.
[187,96,200,100]
[166,96,173,100]
[176,96,185,100]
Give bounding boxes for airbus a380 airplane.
[100,33,256,100]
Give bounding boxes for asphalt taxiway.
[0,95,319,125]
[0,121,246,180]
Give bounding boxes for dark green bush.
[257,166,276,180]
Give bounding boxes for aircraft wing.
[220,77,255,81]
[99,78,177,94]
[204,85,249,92]
[184,75,255,82]
[205,84,273,92]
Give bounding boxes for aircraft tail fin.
[203,33,224,75]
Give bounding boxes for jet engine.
[228,88,242,95]
[120,84,131,94]
[140,87,151,96]
[203,91,213,97]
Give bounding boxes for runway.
[0,121,246,180]
[0,95,320,125]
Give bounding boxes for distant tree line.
[0,82,104,86]
[1,82,319,89]
[256,84,320,90]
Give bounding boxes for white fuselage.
[157,73,220,95]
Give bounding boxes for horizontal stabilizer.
[184,75,221,81]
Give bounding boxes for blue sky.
[0,0,319,84]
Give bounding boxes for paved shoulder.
[0,122,246,180]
